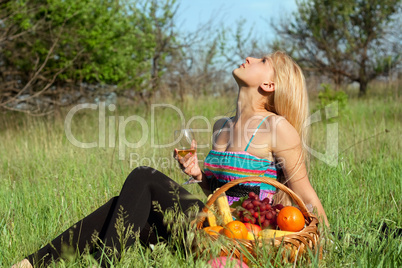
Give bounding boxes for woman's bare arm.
[272,117,329,227]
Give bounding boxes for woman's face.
[232,57,274,88]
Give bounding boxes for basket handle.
[197,176,318,228]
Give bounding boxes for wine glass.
[174,129,200,185]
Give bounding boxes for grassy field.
[1,87,401,267]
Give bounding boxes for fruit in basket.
[246,231,257,240]
[203,226,224,236]
[215,192,234,225]
[276,206,305,232]
[273,203,284,210]
[237,192,284,228]
[258,229,295,239]
[244,223,261,234]
[248,191,257,199]
[222,220,248,239]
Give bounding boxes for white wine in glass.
[176,148,196,157]
[174,129,200,185]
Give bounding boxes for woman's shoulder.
[213,117,232,133]
[268,115,301,150]
[266,114,296,131]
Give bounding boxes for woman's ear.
[260,81,275,92]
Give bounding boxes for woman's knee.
[126,165,151,181]
[130,166,156,176]
[123,166,162,187]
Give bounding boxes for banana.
[258,229,295,239]
[215,191,233,225]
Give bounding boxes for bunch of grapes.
[237,192,284,229]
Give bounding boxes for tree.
[138,0,179,107]
[0,0,174,114]
[273,0,401,96]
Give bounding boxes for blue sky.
[176,0,298,40]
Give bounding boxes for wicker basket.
[195,177,321,264]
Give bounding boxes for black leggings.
[27,166,204,267]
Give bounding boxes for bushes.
[314,83,348,120]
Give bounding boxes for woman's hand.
[174,140,202,181]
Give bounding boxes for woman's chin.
[232,68,238,78]
[232,70,243,85]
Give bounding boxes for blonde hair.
[265,51,310,205]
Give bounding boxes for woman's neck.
[234,86,271,121]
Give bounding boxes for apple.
[244,223,261,234]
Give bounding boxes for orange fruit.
[276,206,305,232]
[222,221,248,239]
[203,226,223,236]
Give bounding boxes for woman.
[13,51,328,268]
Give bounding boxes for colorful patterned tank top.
[203,116,277,205]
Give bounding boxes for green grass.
[1,88,401,267]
